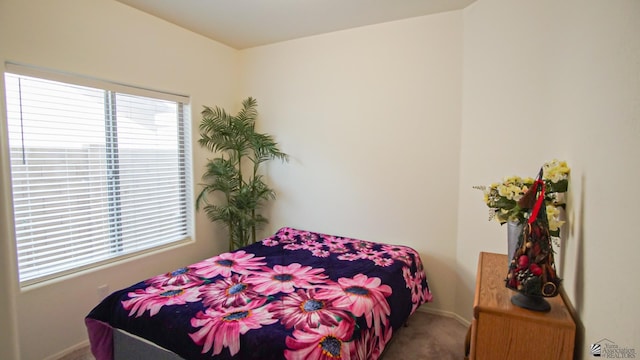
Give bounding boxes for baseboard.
[44,339,90,360]
[417,305,471,327]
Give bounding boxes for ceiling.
[115,0,476,50]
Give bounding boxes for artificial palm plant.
[196,97,288,251]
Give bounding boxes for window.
[3,64,192,285]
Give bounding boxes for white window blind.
[4,66,193,285]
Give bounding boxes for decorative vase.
[511,292,551,312]
[507,221,523,264]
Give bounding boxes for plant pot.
[511,292,551,312]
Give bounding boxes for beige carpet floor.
[61,311,467,360]
[382,310,468,359]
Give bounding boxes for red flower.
[518,255,529,268]
[529,263,542,276]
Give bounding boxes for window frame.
[3,63,194,286]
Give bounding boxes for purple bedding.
[86,227,432,360]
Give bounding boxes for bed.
[85,227,433,360]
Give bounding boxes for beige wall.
[457,0,640,356]
[1,0,639,359]
[0,0,239,358]
[240,11,463,315]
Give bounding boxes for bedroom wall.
[457,0,640,356]
[0,0,239,358]
[2,0,637,358]
[239,12,463,315]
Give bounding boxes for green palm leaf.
[196,97,288,251]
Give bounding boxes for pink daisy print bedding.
[86,227,432,360]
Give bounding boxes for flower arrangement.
[474,159,570,240]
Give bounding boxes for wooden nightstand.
[466,252,576,360]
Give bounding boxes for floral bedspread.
[86,227,432,360]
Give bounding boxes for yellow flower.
[509,184,522,195]
[546,205,565,231]
[498,184,510,198]
[475,160,570,239]
[543,159,570,183]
